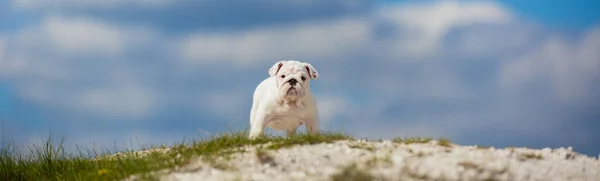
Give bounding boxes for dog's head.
[268,60,319,102]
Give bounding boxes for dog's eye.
[301,76,306,81]
[280,75,285,78]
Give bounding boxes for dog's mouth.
[286,87,298,96]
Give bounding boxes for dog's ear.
[303,63,319,80]
[268,61,285,77]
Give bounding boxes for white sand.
[127,140,600,181]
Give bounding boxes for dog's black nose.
[288,78,298,86]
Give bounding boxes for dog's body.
[249,60,319,139]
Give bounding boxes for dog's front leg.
[249,110,269,139]
[304,118,320,136]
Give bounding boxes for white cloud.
[42,16,124,55]
[449,23,539,58]
[5,65,160,119]
[176,0,513,67]
[13,15,156,56]
[500,26,600,101]
[74,84,157,119]
[578,27,600,76]
[0,15,161,119]
[0,36,5,64]
[176,17,371,67]
[1,15,156,77]
[324,98,471,140]
[12,0,172,10]
[356,65,472,100]
[378,0,513,58]
[316,95,354,124]
[199,90,248,119]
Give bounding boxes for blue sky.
[1,0,599,157]
[0,85,11,117]
[501,0,600,28]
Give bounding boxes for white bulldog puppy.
[248,60,320,139]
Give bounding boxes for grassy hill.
[1,132,361,180]
[2,131,598,181]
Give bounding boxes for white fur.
[249,60,320,139]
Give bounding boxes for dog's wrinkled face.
[268,60,319,102]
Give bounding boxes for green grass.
[392,136,433,144]
[437,138,453,148]
[392,136,453,148]
[1,131,352,181]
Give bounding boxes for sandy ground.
[126,140,600,181]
